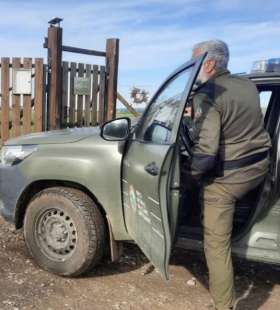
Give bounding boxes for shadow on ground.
[171,247,280,310]
[85,243,150,278]
[87,243,280,309]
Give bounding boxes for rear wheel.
[23,187,105,277]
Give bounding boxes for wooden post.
[91,65,99,125]
[12,58,21,137]
[23,58,32,134]
[85,64,91,126]
[47,26,63,130]
[69,62,76,127]
[105,38,119,121]
[98,66,106,124]
[34,58,44,132]
[1,58,10,143]
[77,63,84,126]
[61,61,69,127]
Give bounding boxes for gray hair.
[192,40,229,70]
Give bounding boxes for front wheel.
[24,187,106,277]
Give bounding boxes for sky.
[1,0,280,106]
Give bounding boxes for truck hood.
[5,127,100,145]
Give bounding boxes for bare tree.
[130,87,149,104]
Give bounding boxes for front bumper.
[0,164,26,224]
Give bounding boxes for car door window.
[256,85,280,136]
[259,90,272,118]
[136,68,192,144]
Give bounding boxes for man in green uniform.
[188,40,271,309]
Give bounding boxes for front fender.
[16,138,130,240]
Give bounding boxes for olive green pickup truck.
[1,54,280,279]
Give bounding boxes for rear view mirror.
[101,117,131,141]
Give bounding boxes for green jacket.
[190,70,271,183]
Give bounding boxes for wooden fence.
[61,62,106,127]
[0,57,46,143]
[0,58,108,143]
[0,25,122,145]
[0,25,120,144]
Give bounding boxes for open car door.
[121,55,205,279]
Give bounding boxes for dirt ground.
[1,216,280,310]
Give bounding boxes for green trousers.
[201,176,264,310]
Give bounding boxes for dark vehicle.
[0,55,280,279]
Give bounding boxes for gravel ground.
[1,216,280,310]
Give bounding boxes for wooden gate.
[0,23,119,144]
[0,57,46,144]
[45,24,119,130]
[60,62,106,128]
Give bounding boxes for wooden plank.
[41,64,47,131]
[62,45,106,57]
[11,58,21,137]
[1,58,10,143]
[69,62,76,127]
[91,65,98,125]
[98,66,106,124]
[117,92,139,117]
[77,63,84,126]
[6,63,37,69]
[106,38,119,121]
[47,26,62,130]
[23,58,32,134]
[62,61,69,127]
[34,58,44,132]
[84,64,91,126]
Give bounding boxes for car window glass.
[136,67,192,144]
[259,90,272,118]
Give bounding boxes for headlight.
[1,145,37,166]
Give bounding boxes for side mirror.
[100,117,131,141]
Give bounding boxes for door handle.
[145,162,159,176]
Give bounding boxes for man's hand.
[184,106,192,118]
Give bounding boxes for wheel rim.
[35,208,78,262]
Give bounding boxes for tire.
[23,187,105,277]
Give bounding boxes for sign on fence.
[0,57,45,143]
[12,69,32,95]
[74,77,91,96]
